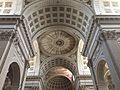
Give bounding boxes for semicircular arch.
[40,56,78,77]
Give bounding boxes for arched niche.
[97,60,115,90]
[2,62,20,90]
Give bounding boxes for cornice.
[95,15,120,25]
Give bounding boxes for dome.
[40,30,77,55]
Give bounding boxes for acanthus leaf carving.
[102,30,120,40]
[0,31,14,41]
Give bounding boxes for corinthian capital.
[102,30,120,40]
[0,31,14,41]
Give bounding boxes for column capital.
[0,31,15,41]
[102,30,120,40]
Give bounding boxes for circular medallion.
[56,39,64,46]
[40,30,76,55]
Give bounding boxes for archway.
[97,60,115,90]
[40,57,77,90]
[43,66,74,90]
[22,1,94,90]
[44,66,74,81]
[46,75,73,90]
[2,62,20,90]
[40,56,78,77]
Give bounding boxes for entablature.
[95,15,120,29]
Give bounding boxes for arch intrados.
[46,74,73,83]
[40,56,77,76]
[44,66,74,79]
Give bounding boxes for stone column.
[101,30,120,90]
